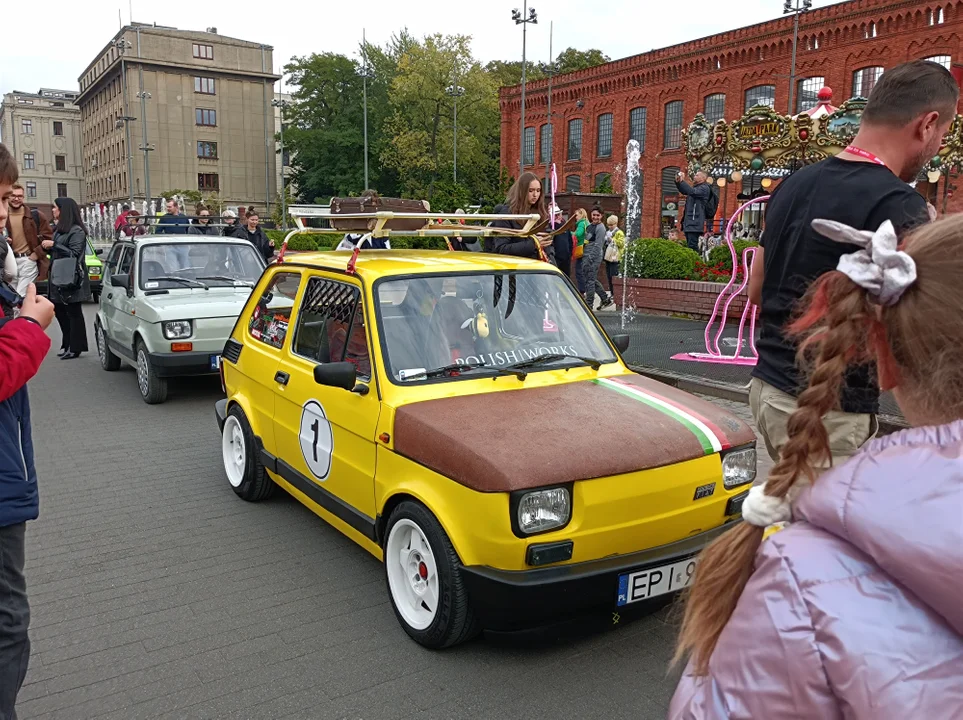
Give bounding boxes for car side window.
[105,244,124,275]
[293,277,370,380]
[249,271,301,349]
[118,247,133,275]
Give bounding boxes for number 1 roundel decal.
[299,400,333,481]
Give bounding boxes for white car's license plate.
[616,557,697,606]
[210,355,221,371]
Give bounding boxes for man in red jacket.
[0,142,55,720]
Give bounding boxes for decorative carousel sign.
[684,86,963,178]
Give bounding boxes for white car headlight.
[516,487,571,535]
[722,447,756,489]
[163,320,193,340]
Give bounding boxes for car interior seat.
[427,295,476,366]
[141,260,166,280]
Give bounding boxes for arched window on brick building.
[745,85,775,111]
[852,66,884,97]
[596,113,613,158]
[523,127,536,166]
[704,93,726,123]
[565,174,581,192]
[797,77,825,113]
[567,119,583,161]
[924,55,952,69]
[928,6,945,25]
[629,107,647,152]
[663,100,683,150]
[593,173,612,192]
[539,124,553,165]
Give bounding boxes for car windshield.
[376,271,617,383]
[86,240,98,258]
[138,243,264,290]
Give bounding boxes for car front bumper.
[460,519,740,631]
[148,350,222,378]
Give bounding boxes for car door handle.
[274,371,290,386]
[107,293,113,300]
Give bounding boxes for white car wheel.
[385,518,440,631]
[222,415,246,489]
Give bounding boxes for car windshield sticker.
[145,281,159,289]
[593,377,729,454]
[399,368,427,382]
[453,345,579,368]
[299,400,334,481]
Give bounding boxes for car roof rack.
[286,205,541,238]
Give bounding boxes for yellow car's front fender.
[375,448,530,569]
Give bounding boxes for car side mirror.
[95,248,104,256]
[611,334,630,353]
[314,362,357,392]
[110,273,130,291]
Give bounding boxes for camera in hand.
[0,281,24,310]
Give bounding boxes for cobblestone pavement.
[16,304,766,720]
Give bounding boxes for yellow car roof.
[280,250,558,279]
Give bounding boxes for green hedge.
[623,238,701,280]
[707,240,760,273]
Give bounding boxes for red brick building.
[499,0,961,238]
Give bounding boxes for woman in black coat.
[44,197,90,359]
[489,172,555,265]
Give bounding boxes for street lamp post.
[361,29,374,191]
[445,84,465,183]
[512,4,538,176]
[271,96,290,229]
[784,0,813,115]
[115,38,135,206]
[136,64,154,212]
[545,21,557,190]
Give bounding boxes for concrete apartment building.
[0,88,85,206]
[78,22,280,210]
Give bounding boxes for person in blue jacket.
[675,170,711,252]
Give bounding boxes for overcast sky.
[2,0,840,96]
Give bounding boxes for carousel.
[674,87,963,366]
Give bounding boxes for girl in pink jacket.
[670,215,963,719]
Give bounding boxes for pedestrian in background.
[119,209,147,238]
[220,209,237,237]
[671,213,963,719]
[188,205,219,236]
[550,205,573,280]
[747,60,957,467]
[572,208,589,292]
[45,197,91,359]
[234,207,274,262]
[581,207,611,310]
[0,141,57,720]
[603,214,625,301]
[5,184,51,297]
[155,199,189,235]
[675,169,711,252]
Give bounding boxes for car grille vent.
[222,338,243,364]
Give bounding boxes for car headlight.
[88,266,100,276]
[722,447,756,489]
[163,320,193,340]
[515,487,571,535]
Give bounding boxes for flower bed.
[611,276,751,322]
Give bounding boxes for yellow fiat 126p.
[214,207,757,648]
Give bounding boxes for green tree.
[551,47,611,74]
[381,34,500,208]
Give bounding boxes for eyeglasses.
[11,194,24,199]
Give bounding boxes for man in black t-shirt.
[747,60,958,466]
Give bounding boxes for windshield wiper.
[148,275,209,290]
[422,360,527,380]
[196,275,254,287]
[506,353,603,372]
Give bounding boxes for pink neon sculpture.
[671,194,771,366]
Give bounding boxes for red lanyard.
[844,145,888,169]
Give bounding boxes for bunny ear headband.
[810,218,917,306]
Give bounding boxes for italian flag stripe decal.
[593,377,726,455]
